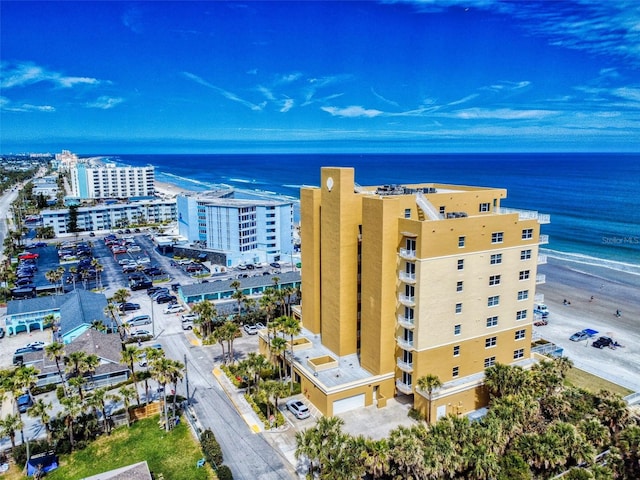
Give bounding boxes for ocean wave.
[227,177,267,185]
[159,172,213,190]
[542,248,640,276]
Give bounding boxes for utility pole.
[184,353,190,406]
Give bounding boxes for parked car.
[24,341,46,350]
[270,262,281,268]
[171,283,181,292]
[17,393,33,413]
[255,322,266,330]
[131,329,151,337]
[181,319,194,330]
[127,315,151,326]
[119,302,141,312]
[0,327,5,338]
[164,304,185,314]
[286,399,310,419]
[155,294,177,304]
[147,286,165,296]
[569,329,598,342]
[592,336,614,349]
[145,268,164,277]
[128,245,142,253]
[18,252,39,260]
[181,313,199,322]
[243,324,258,335]
[131,280,153,291]
[150,289,170,300]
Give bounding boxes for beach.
[536,257,640,392]
[154,179,195,198]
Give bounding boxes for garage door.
[333,394,365,415]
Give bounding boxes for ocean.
[100,152,640,274]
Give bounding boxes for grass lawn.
[565,367,633,397]
[42,415,214,480]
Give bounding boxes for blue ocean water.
[103,153,639,273]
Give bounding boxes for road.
[0,186,20,255]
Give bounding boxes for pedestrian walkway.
[212,367,264,433]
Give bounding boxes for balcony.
[396,336,415,351]
[537,254,547,265]
[398,271,416,284]
[398,294,415,307]
[399,248,416,260]
[396,380,413,395]
[539,235,549,245]
[536,274,546,285]
[396,359,414,373]
[497,207,551,224]
[397,315,415,329]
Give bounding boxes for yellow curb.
[250,423,261,433]
[190,338,200,346]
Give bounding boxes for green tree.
[28,398,53,441]
[45,341,67,394]
[416,374,442,424]
[68,204,79,233]
[191,299,217,338]
[0,413,23,449]
[59,393,84,450]
[120,345,141,405]
[118,385,137,426]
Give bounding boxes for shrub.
[200,429,223,467]
[32,383,57,396]
[56,385,66,400]
[408,408,423,421]
[216,465,233,480]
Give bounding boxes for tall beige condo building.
[295,166,549,420]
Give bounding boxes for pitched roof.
[82,461,152,480]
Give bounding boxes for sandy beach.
[535,257,640,392]
[154,180,195,198]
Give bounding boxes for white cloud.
[280,99,294,113]
[447,94,479,106]
[612,87,640,103]
[85,96,124,109]
[182,71,265,111]
[371,88,400,107]
[0,61,101,89]
[0,96,55,112]
[321,105,383,118]
[451,107,558,120]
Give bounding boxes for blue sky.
[1,0,639,154]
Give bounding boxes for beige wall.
[300,187,322,334]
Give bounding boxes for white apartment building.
[70,162,155,199]
[41,199,176,235]
[177,191,294,267]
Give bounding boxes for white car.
[128,245,142,253]
[24,341,46,350]
[181,313,199,321]
[164,304,185,314]
[286,399,310,419]
[243,324,258,335]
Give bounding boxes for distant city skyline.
[1,0,639,154]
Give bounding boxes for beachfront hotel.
[264,167,549,420]
[69,160,155,200]
[176,191,295,267]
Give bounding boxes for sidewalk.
[212,367,263,433]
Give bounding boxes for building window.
[489,275,501,286]
[490,253,502,265]
[515,329,526,340]
[404,208,411,219]
[454,324,461,335]
[456,281,463,292]
[486,316,498,328]
[452,366,459,378]
[491,232,504,243]
[522,228,533,240]
[517,290,529,301]
[484,356,496,368]
[457,259,464,270]
[514,349,524,360]
[453,345,460,356]
[458,236,465,248]
[488,295,500,307]
[455,303,462,314]
[521,249,532,260]
[519,270,530,281]
[485,336,497,348]
[516,310,528,320]
[479,202,490,212]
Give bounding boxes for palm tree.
[221,320,240,364]
[118,385,137,426]
[120,345,141,405]
[0,413,23,449]
[230,280,245,318]
[87,387,117,434]
[91,258,104,290]
[168,359,184,419]
[103,302,119,334]
[149,357,175,431]
[68,376,87,400]
[45,341,67,393]
[66,350,88,378]
[362,438,391,479]
[111,287,131,305]
[243,353,271,395]
[191,299,217,338]
[59,393,84,451]
[45,268,63,294]
[68,266,78,290]
[270,336,288,381]
[280,316,301,392]
[28,398,53,441]
[417,374,442,424]
[211,324,227,363]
